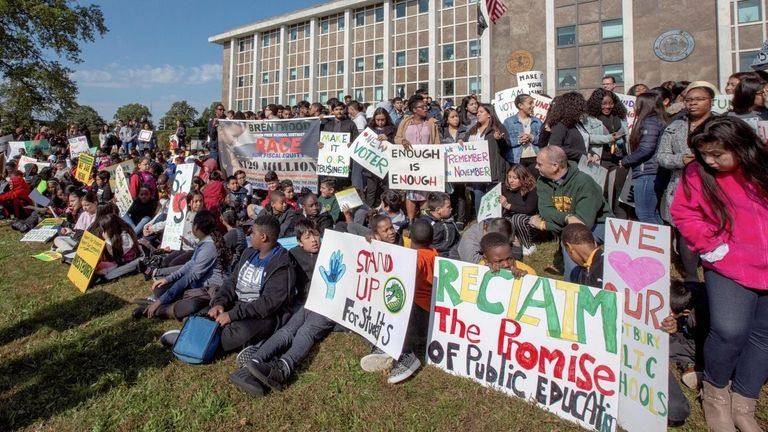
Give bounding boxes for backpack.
[172,315,221,364]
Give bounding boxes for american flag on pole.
[486,0,508,24]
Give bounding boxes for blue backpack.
[172,315,221,364]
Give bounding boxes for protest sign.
[476,183,502,221]
[517,71,545,94]
[24,139,51,155]
[711,95,732,114]
[218,118,322,193]
[602,218,670,432]
[161,163,196,250]
[335,188,364,211]
[349,127,390,179]
[75,153,95,184]
[429,257,622,431]
[317,132,352,177]
[388,145,445,192]
[114,164,133,215]
[103,159,135,189]
[29,189,51,207]
[138,129,153,142]
[69,136,90,158]
[578,155,609,193]
[530,94,552,123]
[32,251,63,262]
[168,133,178,150]
[190,139,204,151]
[8,142,26,157]
[21,227,58,242]
[19,155,38,171]
[444,141,492,183]
[493,87,525,123]
[0,134,12,154]
[67,230,106,293]
[615,94,637,134]
[305,230,417,359]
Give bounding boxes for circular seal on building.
[506,49,535,74]
[654,30,695,62]
[383,277,406,313]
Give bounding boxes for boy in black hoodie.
[258,190,296,238]
[229,220,336,396]
[419,192,460,257]
[561,223,604,287]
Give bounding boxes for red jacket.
[0,175,32,203]
[202,180,226,212]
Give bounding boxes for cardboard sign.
[517,71,545,95]
[530,94,552,123]
[578,155,609,193]
[138,129,153,142]
[29,189,51,207]
[477,183,502,222]
[493,87,526,123]
[67,231,106,293]
[75,153,95,184]
[103,159,136,189]
[304,230,417,359]
[429,257,622,432]
[69,136,90,158]
[114,164,133,215]
[317,132,352,177]
[603,218,671,432]
[615,94,637,134]
[161,163,196,250]
[335,187,364,211]
[444,141,492,183]
[388,144,445,192]
[21,228,59,242]
[32,251,63,262]
[349,127,390,179]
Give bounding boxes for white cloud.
[71,63,222,88]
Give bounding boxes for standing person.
[724,71,749,95]
[175,120,187,150]
[620,92,669,224]
[657,81,716,283]
[729,73,768,121]
[207,103,226,162]
[394,95,441,221]
[670,116,768,432]
[542,92,589,162]
[119,120,136,155]
[458,94,479,129]
[441,107,470,225]
[461,103,509,216]
[503,93,542,175]
[363,108,396,207]
[98,124,112,153]
[601,75,616,92]
[347,101,367,132]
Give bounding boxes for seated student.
[500,164,540,256]
[561,223,604,287]
[53,191,98,252]
[318,178,340,223]
[419,192,460,257]
[0,169,32,219]
[222,209,247,272]
[234,170,253,199]
[295,192,333,235]
[136,210,231,320]
[479,232,535,278]
[205,214,297,352]
[280,180,299,211]
[360,219,438,384]
[450,218,513,263]
[377,190,408,234]
[226,175,248,210]
[92,171,113,204]
[259,171,281,207]
[201,171,227,214]
[94,212,141,276]
[229,221,335,396]
[259,190,296,239]
[122,185,158,235]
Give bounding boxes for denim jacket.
[502,114,542,163]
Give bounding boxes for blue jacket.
[502,115,542,163]
[621,115,665,178]
[158,238,220,304]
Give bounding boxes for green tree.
[0,1,107,122]
[58,104,105,131]
[114,103,152,123]
[160,101,198,130]
[195,101,221,127]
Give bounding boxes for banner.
[388,144,445,192]
[531,94,552,123]
[444,141,492,183]
[75,153,95,184]
[477,183,502,221]
[305,230,417,359]
[516,71,545,95]
[615,94,637,134]
[349,127,390,179]
[69,136,90,158]
[114,164,133,215]
[317,132,352,178]
[67,230,106,293]
[429,257,622,431]
[603,218,671,432]
[335,187,364,211]
[161,163,196,250]
[138,129,153,142]
[218,118,322,193]
[493,87,525,123]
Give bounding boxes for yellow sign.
[506,49,535,74]
[67,230,106,293]
[75,153,95,184]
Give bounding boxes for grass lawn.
[0,225,765,431]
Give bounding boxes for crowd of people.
[1,70,767,431]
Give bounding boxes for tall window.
[319,63,328,77]
[356,57,365,72]
[557,68,577,89]
[418,0,429,13]
[374,86,384,101]
[319,92,328,104]
[443,80,455,96]
[396,51,406,66]
[289,68,297,80]
[337,61,345,74]
[443,44,455,60]
[262,72,269,84]
[557,26,576,46]
[468,40,480,57]
[356,11,365,26]
[375,6,384,22]
[602,64,624,84]
[375,54,384,69]
[601,19,623,40]
[738,0,762,23]
[740,50,759,72]
[418,47,429,64]
[395,2,406,18]
[468,78,480,94]
[355,88,364,101]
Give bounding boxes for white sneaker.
[523,244,537,256]
[159,330,180,348]
[387,353,421,384]
[360,347,393,372]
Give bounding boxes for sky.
[70,0,319,122]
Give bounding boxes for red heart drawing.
[607,251,665,293]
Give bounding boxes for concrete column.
[278,25,287,103]
[428,1,438,97]
[343,9,352,96]
[383,1,392,99]
[309,18,317,100]
[545,0,556,96]
[716,0,733,90]
[228,38,235,109]
[621,0,635,88]
[253,33,262,109]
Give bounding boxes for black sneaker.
[132,306,146,319]
[228,367,266,397]
[388,352,421,384]
[235,344,262,368]
[246,360,289,391]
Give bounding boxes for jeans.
[121,141,132,155]
[122,215,151,236]
[703,270,768,398]
[562,222,605,282]
[633,175,663,225]
[252,306,335,371]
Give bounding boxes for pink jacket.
[670,163,768,290]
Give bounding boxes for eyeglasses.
[684,97,711,104]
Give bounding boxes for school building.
[209,0,768,109]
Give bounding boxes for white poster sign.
[8,141,26,157]
[349,127,390,179]
[444,141,492,183]
[530,94,552,123]
[317,132,352,178]
[388,144,445,192]
[335,188,364,211]
[493,87,525,123]
[114,165,133,215]
[161,163,196,250]
[68,136,89,158]
[138,129,153,142]
[516,70,546,94]
[476,183,502,222]
[615,94,637,134]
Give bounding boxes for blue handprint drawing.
[320,250,346,299]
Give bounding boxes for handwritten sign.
[19,155,38,171]
[103,159,135,189]
[305,230,417,359]
[444,141,492,183]
[429,257,622,431]
[711,95,732,115]
[615,94,637,134]
[603,218,670,432]
[317,132,352,177]
[8,142,27,157]
[67,231,106,293]
[75,153,95,184]
[530,94,552,123]
[114,164,133,215]
[477,183,502,222]
[161,163,196,250]
[335,187,364,211]
[350,127,390,179]
[138,129,153,142]
[493,87,526,123]
[69,136,90,158]
[517,71,545,95]
[388,144,445,192]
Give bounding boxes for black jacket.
[420,212,460,257]
[289,246,318,302]
[575,248,604,288]
[549,123,586,162]
[295,211,334,236]
[622,115,665,179]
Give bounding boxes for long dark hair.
[458,94,479,125]
[545,92,585,128]
[629,93,669,152]
[367,107,394,129]
[97,213,139,264]
[684,116,768,234]
[506,164,536,195]
[193,210,231,272]
[586,88,627,119]
[467,103,503,138]
[731,73,767,115]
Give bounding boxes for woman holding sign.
[461,103,509,216]
[671,116,768,432]
[363,108,396,207]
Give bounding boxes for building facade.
[210,0,768,110]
